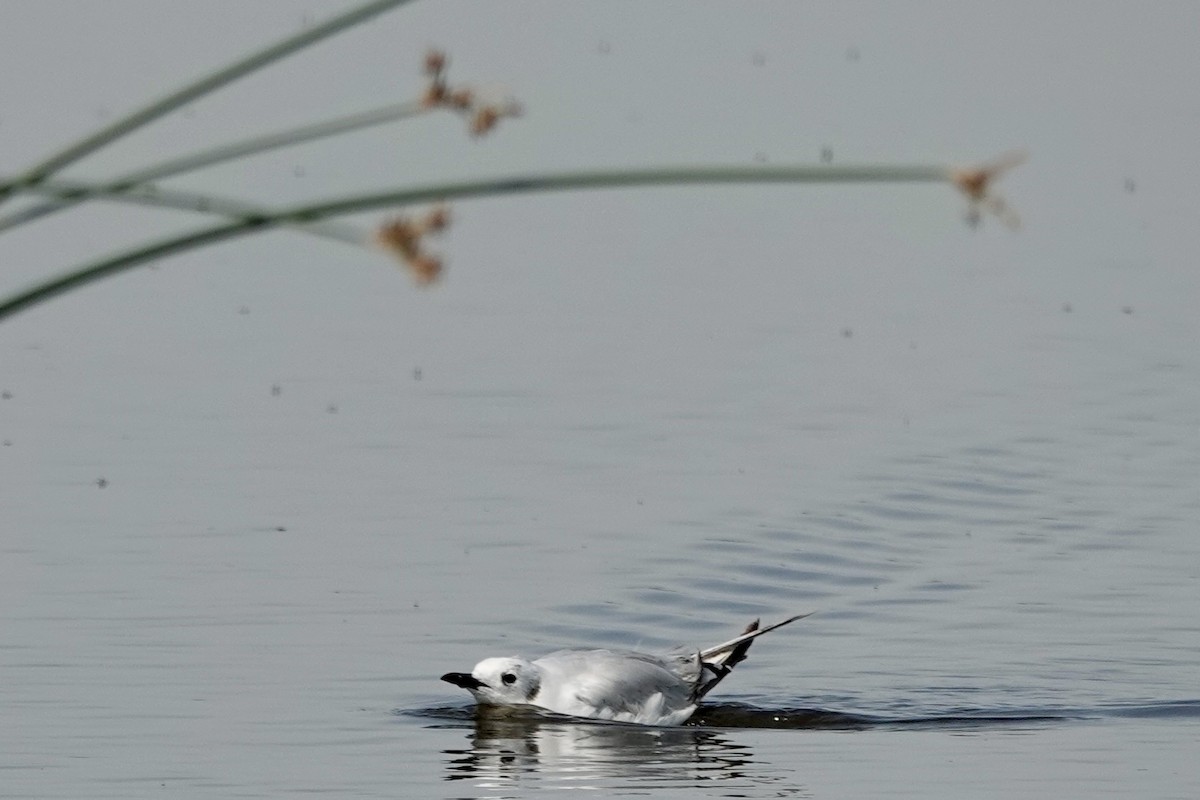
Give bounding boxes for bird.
[441,613,811,726]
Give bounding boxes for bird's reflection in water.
[441,705,797,793]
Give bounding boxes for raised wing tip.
[699,612,814,660]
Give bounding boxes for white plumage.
[441,614,810,726]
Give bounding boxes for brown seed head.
[470,106,500,137]
[952,168,989,201]
[375,217,421,259]
[949,150,1027,229]
[950,150,1026,198]
[376,209,451,283]
[468,100,522,136]
[422,206,451,233]
[406,254,443,285]
[423,50,447,77]
[421,80,448,109]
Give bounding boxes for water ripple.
[403,697,1200,731]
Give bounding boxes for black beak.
[441,672,485,690]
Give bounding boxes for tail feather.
[699,612,812,660]
[709,618,760,671]
[690,614,811,702]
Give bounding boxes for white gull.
[441,613,811,726]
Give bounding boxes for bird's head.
[441,656,541,705]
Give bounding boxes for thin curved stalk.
[0,100,428,234]
[0,163,953,323]
[6,177,369,247]
[287,164,950,219]
[0,0,414,203]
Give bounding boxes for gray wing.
[535,649,695,716]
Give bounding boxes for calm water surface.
[2,234,1197,799]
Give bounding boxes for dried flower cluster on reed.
[420,49,523,138]
[375,205,450,284]
[949,150,1027,230]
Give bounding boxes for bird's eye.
[501,672,517,685]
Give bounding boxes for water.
[409,706,1196,798]
[2,231,1197,798]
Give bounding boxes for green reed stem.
[0,100,428,235]
[0,0,414,203]
[8,176,368,246]
[0,163,953,323]
[287,164,950,219]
